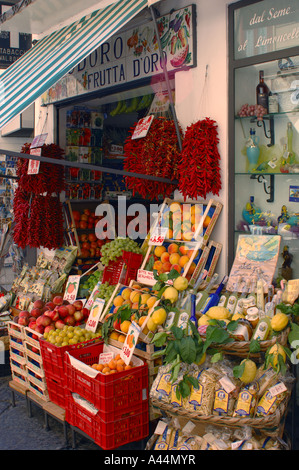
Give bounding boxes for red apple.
[58,305,69,318]
[30,307,42,318]
[82,307,90,319]
[18,316,29,326]
[47,310,60,322]
[19,310,30,318]
[34,325,44,335]
[65,315,76,326]
[63,299,70,305]
[28,320,37,330]
[44,325,55,334]
[74,310,84,322]
[45,301,55,310]
[33,299,44,310]
[55,319,65,330]
[36,315,52,327]
[72,300,83,311]
[66,304,76,316]
[53,296,64,306]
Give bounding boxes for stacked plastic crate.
[63,342,149,450]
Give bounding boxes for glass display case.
[228,0,299,283]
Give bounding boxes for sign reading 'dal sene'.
[85,298,105,332]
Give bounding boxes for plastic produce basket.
[102,251,143,286]
[65,391,149,450]
[64,342,148,417]
[45,372,67,408]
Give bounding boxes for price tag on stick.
[149,226,168,246]
[85,298,105,332]
[120,321,141,365]
[63,275,80,303]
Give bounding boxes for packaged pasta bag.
[51,246,78,275]
[213,362,240,417]
[177,435,203,450]
[150,364,172,404]
[183,365,220,415]
[256,374,294,418]
[233,381,259,418]
[153,423,175,450]
[255,365,278,397]
[200,425,232,450]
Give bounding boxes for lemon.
[271,312,289,332]
[198,315,211,326]
[207,306,230,320]
[173,276,189,291]
[146,317,157,332]
[240,359,257,384]
[163,286,179,303]
[195,352,206,365]
[151,308,167,325]
[268,344,287,367]
[231,312,245,321]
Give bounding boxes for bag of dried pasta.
[150,364,172,404]
[233,381,259,418]
[213,363,240,417]
[255,365,277,398]
[183,366,220,415]
[256,377,292,418]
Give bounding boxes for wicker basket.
[217,328,290,358]
[150,394,291,437]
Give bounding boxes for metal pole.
[149,6,183,152]
[0,148,178,185]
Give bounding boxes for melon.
[170,44,189,68]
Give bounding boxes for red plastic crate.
[39,336,104,382]
[45,372,66,408]
[102,251,143,286]
[65,391,149,450]
[64,342,148,415]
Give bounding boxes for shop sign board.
[234,0,299,60]
[0,2,32,68]
[41,5,196,105]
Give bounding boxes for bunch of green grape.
[80,270,103,294]
[44,325,102,347]
[100,237,142,266]
[95,281,116,303]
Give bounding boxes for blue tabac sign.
[234,0,299,59]
[41,5,196,105]
[0,2,32,68]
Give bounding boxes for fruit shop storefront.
[1,0,299,453]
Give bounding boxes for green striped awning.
[0,0,148,129]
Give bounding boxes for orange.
[91,364,98,370]
[125,364,133,370]
[97,363,104,372]
[108,359,117,370]
[117,358,125,366]
[110,369,117,374]
[146,296,157,309]
[109,331,120,340]
[154,245,166,257]
[102,366,111,374]
[118,334,126,343]
[116,363,124,372]
[179,255,189,267]
[138,315,148,327]
[120,320,131,334]
[203,215,211,228]
[121,288,132,300]
[131,283,141,290]
[115,353,121,361]
[129,291,141,303]
[113,295,124,307]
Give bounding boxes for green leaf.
[233,362,245,379]
[152,280,163,291]
[203,325,232,352]
[168,269,180,280]
[184,374,199,390]
[211,352,223,363]
[151,348,166,359]
[158,273,168,283]
[179,336,197,363]
[288,322,299,348]
[152,331,168,347]
[249,339,261,354]
[178,380,191,399]
[226,320,239,332]
[171,325,184,340]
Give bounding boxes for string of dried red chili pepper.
[13,143,66,250]
[177,118,222,200]
[123,117,182,200]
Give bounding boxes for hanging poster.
[227,234,281,293]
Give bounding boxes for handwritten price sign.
[149,226,168,246]
[86,298,105,332]
[63,275,80,302]
[120,321,141,365]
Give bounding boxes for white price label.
[85,282,101,310]
[131,115,154,140]
[149,226,168,246]
[85,298,105,332]
[63,275,80,302]
[137,269,156,286]
[120,321,141,365]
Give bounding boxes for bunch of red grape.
[237,104,267,120]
